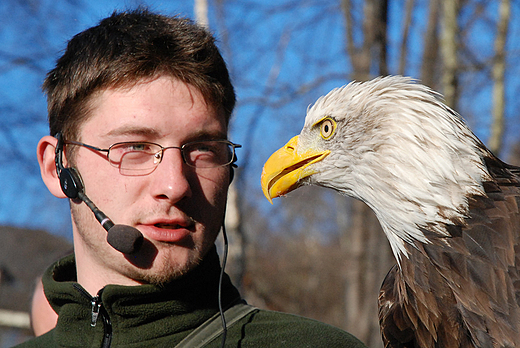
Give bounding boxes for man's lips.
[138,220,195,243]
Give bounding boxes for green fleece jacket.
[16,247,366,347]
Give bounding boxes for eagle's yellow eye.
[320,118,336,140]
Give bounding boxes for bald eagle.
[261,76,520,348]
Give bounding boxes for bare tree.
[421,0,440,87]
[441,0,459,108]
[340,1,393,347]
[342,0,371,81]
[489,0,511,155]
[398,0,415,76]
[194,0,209,28]
[194,0,247,288]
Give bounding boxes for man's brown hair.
[43,8,235,140]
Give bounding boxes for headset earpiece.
[59,167,83,200]
[55,133,84,200]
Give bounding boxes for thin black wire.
[218,223,229,348]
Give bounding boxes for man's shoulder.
[12,330,55,348]
[228,307,367,347]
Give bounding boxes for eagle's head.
[261,76,492,261]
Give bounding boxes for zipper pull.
[91,296,101,327]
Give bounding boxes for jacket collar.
[42,246,241,346]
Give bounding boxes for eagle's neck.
[358,153,489,264]
[364,140,491,265]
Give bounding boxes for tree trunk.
[340,1,393,347]
[194,0,209,28]
[420,0,440,88]
[440,0,459,108]
[343,200,393,348]
[398,0,415,76]
[489,0,510,155]
[194,0,246,287]
[224,182,246,289]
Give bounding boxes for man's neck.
[73,238,140,296]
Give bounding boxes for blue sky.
[1,0,519,240]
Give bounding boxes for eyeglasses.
[65,139,241,176]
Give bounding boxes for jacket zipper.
[73,284,113,348]
[91,296,101,327]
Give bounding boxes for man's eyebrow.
[103,127,228,141]
[187,130,228,141]
[103,126,161,139]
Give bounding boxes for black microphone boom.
[77,191,144,254]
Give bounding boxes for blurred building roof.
[0,226,72,313]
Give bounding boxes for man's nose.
[149,148,192,203]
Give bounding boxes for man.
[18,9,366,347]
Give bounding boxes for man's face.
[69,75,230,285]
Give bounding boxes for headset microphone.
[55,133,143,254]
[76,190,143,254]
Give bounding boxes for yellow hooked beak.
[261,136,330,203]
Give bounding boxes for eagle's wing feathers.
[379,155,520,347]
[379,261,477,348]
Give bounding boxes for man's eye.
[122,143,152,152]
[194,144,216,153]
[184,142,227,166]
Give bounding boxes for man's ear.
[37,135,67,199]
